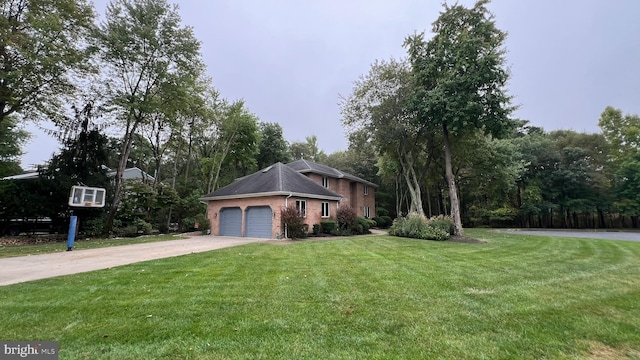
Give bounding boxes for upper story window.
[322,176,329,188]
[364,185,369,195]
[296,200,307,217]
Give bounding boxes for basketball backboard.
[69,186,106,207]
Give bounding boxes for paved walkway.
[0,236,269,286]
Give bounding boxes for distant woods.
[1,0,640,232]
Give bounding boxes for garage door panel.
[245,206,272,239]
[219,207,242,237]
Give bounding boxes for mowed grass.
[1,229,639,359]
[0,234,187,259]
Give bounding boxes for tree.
[0,0,95,125]
[405,0,514,235]
[94,0,204,235]
[289,135,327,163]
[0,117,29,177]
[256,122,290,168]
[341,59,432,215]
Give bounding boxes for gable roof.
[286,159,378,187]
[201,162,343,201]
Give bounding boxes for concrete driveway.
[0,236,270,286]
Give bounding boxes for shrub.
[356,217,372,234]
[81,218,104,237]
[312,223,320,236]
[195,213,211,235]
[320,221,337,234]
[373,216,393,228]
[389,212,450,241]
[336,207,357,232]
[281,206,306,239]
[427,215,454,235]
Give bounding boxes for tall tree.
[289,135,327,163]
[341,59,432,215]
[95,0,204,235]
[0,0,95,124]
[0,117,29,176]
[405,0,514,235]
[256,122,290,168]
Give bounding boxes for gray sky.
[21,0,640,168]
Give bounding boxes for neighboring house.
[201,160,377,239]
[1,166,154,183]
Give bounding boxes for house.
[201,160,377,239]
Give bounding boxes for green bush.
[373,216,393,228]
[195,213,210,235]
[427,215,454,235]
[389,213,450,241]
[81,218,104,237]
[356,217,371,234]
[312,224,320,236]
[320,221,337,234]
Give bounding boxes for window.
[364,206,370,218]
[322,176,329,188]
[364,185,369,195]
[296,200,307,217]
[321,202,330,218]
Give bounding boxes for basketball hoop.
[68,186,106,208]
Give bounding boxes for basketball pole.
[67,214,77,251]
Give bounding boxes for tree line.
[1,0,639,235]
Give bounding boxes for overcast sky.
[21,0,640,168]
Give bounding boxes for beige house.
[201,160,377,239]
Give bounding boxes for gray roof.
[201,162,343,201]
[286,159,378,187]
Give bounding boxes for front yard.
[1,229,639,359]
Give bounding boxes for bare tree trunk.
[442,123,463,236]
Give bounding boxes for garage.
[245,206,273,239]
[219,207,242,237]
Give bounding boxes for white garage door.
[219,207,242,237]
[245,206,273,239]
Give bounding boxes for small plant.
[312,224,320,236]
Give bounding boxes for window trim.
[364,184,369,195]
[296,200,307,218]
[321,202,330,218]
[322,176,329,188]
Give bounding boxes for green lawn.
[1,229,639,359]
[0,234,187,258]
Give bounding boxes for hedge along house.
[201,162,344,239]
[201,160,378,239]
